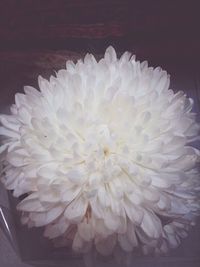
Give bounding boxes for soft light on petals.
[0,46,199,258]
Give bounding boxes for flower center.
[103,147,110,157]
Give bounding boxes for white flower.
[0,46,200,257]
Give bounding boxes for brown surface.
[0,0,199,62]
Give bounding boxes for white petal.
[72,232,84,252]
[143,188,160,203]
[18,107,32,124]
[98,185,111,208]
[123,199,144,225]
[6,150,29,167]
[89,197,104,218]
[140,210,162,239]
[24,85,41,96]
[103,208,120,232]
[0,126,19,138]
[30,205,64,227]
[44,218,70,239]
[92,217,112,237]
[127,221,138,247]
[67,168,84,184]
[118,234,133,252]
[64,196,88,223]
[95,234,116,255]
[104,46,117,62]
[17,195,47,212]
[78,219,94,242]
[0,115,20,132]
[38,189,61,204]
[61,185,81,203]
[15,93,26,108]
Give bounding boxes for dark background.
[0,0,199,58]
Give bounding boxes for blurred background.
[0,1,200,266]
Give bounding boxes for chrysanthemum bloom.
[0,47,200,257]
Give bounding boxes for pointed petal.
[64,196,88,223]
[140,210,162,239]
[95,234,116,255]
[118,234,133,252]
[78,219,94,242]
[30,205,64,227]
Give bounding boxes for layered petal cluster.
[0,47,200,256]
